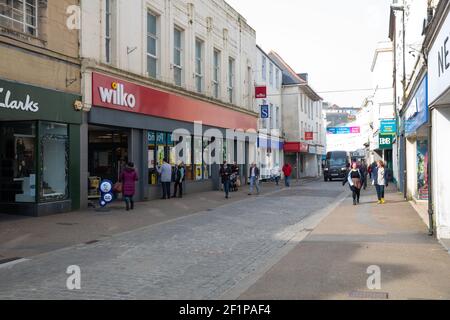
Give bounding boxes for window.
[40,122,69,202]
[105,0,113,63]
[195,39,204,93]
[262,56,267,81]
[174,27,183,86]
[0,122,36,203]
[275,69,280,89]
[147,11,158,78]
[213,49,220,99]
[269,63,273,86]
[301,121,304,140]
[276,106,280,130]
[228,57,235,104]
[0,0,38,36]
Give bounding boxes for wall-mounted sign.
[429,10,450,105]
[255,86,267,99]
[327,127,360,135]
[148,131,156,145]
[156,132,166,145]
[0,87,39,113]
[379,134,394,150]
[405,75,428,136]
[380,119,397,134]
[98,81,136,109]
[261,105,269,119]
[305,132,314,140]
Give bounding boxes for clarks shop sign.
[429,9,450,104]
[0,78,81,124]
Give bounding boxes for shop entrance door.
[88,126,129,199]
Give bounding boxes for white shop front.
[426,1,450,239]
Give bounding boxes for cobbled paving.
[0,181,344,299]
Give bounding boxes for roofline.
[423,0,450,50]
[268,51,307,84]
[370,46,393,72]
[256,45,282,72]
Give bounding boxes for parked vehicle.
[324,151,351,182]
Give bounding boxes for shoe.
[377,200,381,204]
[381,198,385,204]
[353,200,357,205]
[357,199,360,204]
[248,193,252,196]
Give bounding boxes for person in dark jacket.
[173,162,185,198]
[343,162,364,205]
[360,160,368,190]
[248,162,260,195]
[220,161,232,199]
[372,160,389,204]
[119,162,138,211]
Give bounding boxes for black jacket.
[220,165,232,183]
[249,166,260,179]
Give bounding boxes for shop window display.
[0,122,36,203]
[40,122,69,202]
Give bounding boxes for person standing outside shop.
[360,160,368,190]
[343,162,363,205]
[157,158,172,199]
[282,163,293,187]
[119,162,138,211]
[248,163,260,196]
[271,163,281,186]
[173,162,185,198]
[372,160,388,204]
[220,161,232,199]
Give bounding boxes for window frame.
[146,10,159,78]
[173,26,183,86]
[227,57,235,104]
[194,38,204,93]
[0,0,39,36]
[212,48,221,99]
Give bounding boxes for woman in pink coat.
[119,162,138,211]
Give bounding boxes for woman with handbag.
[343,162,364,205]
[119,162,138,211]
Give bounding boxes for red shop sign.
[305,132,314,141]
[255,86,267,99]
[91,72,257,130]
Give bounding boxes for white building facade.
[79,0,258,206]
[254,46,284,179]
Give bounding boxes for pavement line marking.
[0,258,30,270]
[218,189,348,300]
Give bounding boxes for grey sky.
[226,0,392,107]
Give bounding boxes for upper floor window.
[261,56,267,81]
[173,27,183,86]
[213,49,221,99]
[275,69,280,89]
[0,0,38,36]
[105,0,113,63]
[269,63,273,86]
[228,57,235,104]
[195,38,204,93]
[147,11,158,78]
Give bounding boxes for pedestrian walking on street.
[173,162,185,198]
[282,163,293,187]
[248,163,261,195]
[271,164,281,186]
[343,162,364,205]
[220,161,232,199]
[360,160,368,190]
[231,162,240,192]
[119,162,138,211]
[372,160,388,204]
[157,158,172,199]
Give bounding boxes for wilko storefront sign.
[305,132,314,140]
[0,87,39,113]
[91,72,257,131]
[98,82,136,109]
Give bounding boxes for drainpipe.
[427,106,434,236]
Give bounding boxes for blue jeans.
[223,180,230,197]
[375,185,385,200]
[285,176,291,187]
[249,176,260,194]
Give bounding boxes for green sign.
[380,120,397,134]
[379,134,394,150]
[0,78,82,124]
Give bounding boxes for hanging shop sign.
[405,75,428,136]
[379,134,394,150]
[305,132,314,141]
[380,119,397,134]
[429,10,450,105]
[260,105,269,119]
[327,126,360,135]
[255,86,267,99]
[309,146,317,154]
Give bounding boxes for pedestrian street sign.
[261,105,269,119]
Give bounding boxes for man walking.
[173,162,185,198]
[282,163,293,187]
[157,158,172,199]
[220,161,232,199]
[248,163,260,195]
[360,160,368,190]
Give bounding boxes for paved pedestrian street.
[0,181,345,299]
[1,180,449,300]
